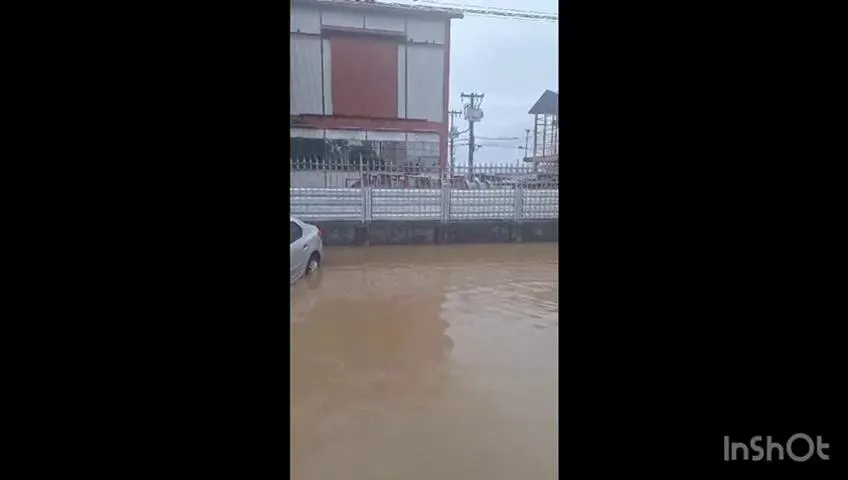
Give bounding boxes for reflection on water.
[291,244,558,480]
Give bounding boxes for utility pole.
[448,110,462,177]
[460,92,484,177]
[523,129,531,165]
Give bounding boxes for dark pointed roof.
[529,90,558,115]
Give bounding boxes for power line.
[403,0,558,22]
[456,143,521,149]
[462,13,556,22]
[413,0,557,18]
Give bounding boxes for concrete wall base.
[312,220,558,246]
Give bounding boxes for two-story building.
[290,0,462,172]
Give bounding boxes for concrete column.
[513,187,524,222]
[440,187,451,224]
[362,187,373,223]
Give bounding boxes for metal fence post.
[440,187,451,224]
[513,187,524,222]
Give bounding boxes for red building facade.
[290,0,462,169]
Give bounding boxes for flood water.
[291,244,558,480]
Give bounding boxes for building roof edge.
[292,0,464,19]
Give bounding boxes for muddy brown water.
[291,244,558,480]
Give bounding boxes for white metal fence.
[290,156,558,221]
[290,187,559,222]
[291,156,559,189]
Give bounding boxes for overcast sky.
[398,0,559,165]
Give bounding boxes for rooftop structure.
[524,90,558,171]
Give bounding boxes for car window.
[290,222,303,244]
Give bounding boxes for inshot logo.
[724,434,830,462]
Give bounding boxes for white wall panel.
[407,132,440,143]
[406,18,446,44]
[406,45,445,122]
[291,7,321,34]
[290,128,324,139]
[291,36,324,115]
[322,10,365,29]
[325,129,367,140]
[364,13,406,32]
[322,38,333,115]
[397,44,406,118]
[365,131,406,142]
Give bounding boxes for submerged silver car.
[290,216,323,284]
